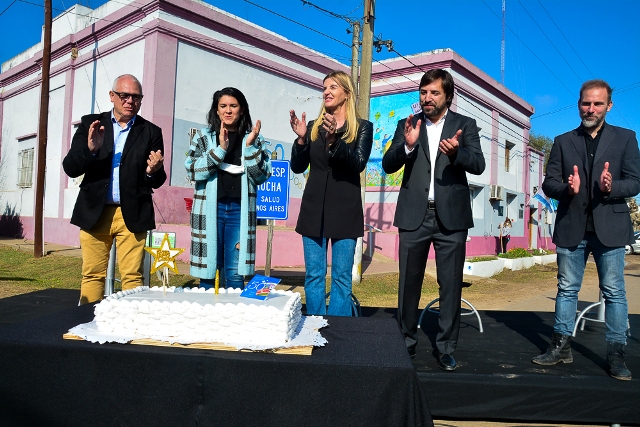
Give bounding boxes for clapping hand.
[290,110,307,144]
[599,162,612,194]
[322,112,338,144]
[88,120,105,153]
[219,121,229,151]
[568,165,580,195]
[403,115,421,150]
[440,129,462,156]
[246,120,261,147]
[146,150,163,175]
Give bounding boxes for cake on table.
[68,286,327,351]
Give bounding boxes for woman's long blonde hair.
[310,70,360,143]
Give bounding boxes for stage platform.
[362,306,640,426]
[1,289,638,425]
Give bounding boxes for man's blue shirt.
[106,111,136,204]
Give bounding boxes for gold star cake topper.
[144,233,185,274]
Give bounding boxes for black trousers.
[501,236,510,253]
[398,208,467,355]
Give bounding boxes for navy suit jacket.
[62,112,166,233]
[542,123,640,247]
[382,110,485,231]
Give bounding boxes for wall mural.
[367,92,417,187]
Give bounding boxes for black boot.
[532,333,573,365]
[607,342,632,381]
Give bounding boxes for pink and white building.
[0,0,552,267]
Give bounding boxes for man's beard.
[581,114,605,130]
[422,103,445,120]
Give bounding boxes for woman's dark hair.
[207,87,252,135]
[419,69,455,108]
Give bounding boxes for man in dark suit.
[532,79,640,381]
[382,69,485,370]
[63,74,166,304]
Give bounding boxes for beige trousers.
[79,206,146,305]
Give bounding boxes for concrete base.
[533,254,557,265]
[463,259,505,278]
[503,257,536,271]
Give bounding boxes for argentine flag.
[533,188,558,213]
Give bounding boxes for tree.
[528,132,553,171]
[627,197,640,231]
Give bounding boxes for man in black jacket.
[63,74,166,304]
[532,80,640,381]
[382,69,485,370]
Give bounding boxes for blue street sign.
[257,160,290,220]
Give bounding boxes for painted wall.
[71,41,145,122]
[170,41,320,186]
[0,0,541,268]
[44,79,66,218]
[456,93,492,186]
[0,85,40,218]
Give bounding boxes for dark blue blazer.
[542,123,640,247]
[382,110,485,232]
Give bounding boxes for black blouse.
[217,131,242,200]
[290,118,373,239]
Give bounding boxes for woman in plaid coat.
[185,88,271,288]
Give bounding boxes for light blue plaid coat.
[185,128,271,279]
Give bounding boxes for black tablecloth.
[0,303,432,427]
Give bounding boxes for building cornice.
[1,0,346,100]
[371,50,534,118]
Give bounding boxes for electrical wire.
[478,0,575,97]
[522,0,631,128]
[0,0,18,17]
[244,0,350,48]
[536,0,594,79]
[516,0,584,83]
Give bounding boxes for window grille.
[17,148,34,188]
[505,141,515,172]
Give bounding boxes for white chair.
[573,291,631,337]
[417,297,484,332]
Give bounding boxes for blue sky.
[1,0,639,140]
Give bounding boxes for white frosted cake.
[92,286,303,348]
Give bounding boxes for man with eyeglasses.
[63,74,166,304]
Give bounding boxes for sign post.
[257,160,290,276]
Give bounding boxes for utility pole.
[349,20,361,89]
[352,0,374,285]
[34,0,52,258]
[501,0,506,85]
[301,0,385,284]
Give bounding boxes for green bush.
[530,248,555,256]
[467,256,499,262]
[498,247,532,259]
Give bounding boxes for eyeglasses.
[112,91,143,102]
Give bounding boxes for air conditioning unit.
[489,184,504,200]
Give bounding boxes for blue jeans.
[555,233,628,344]
[200,197,244,290]
[302,236,356,316]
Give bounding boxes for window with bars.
[17,148,35,188]
[505,141,515,172]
